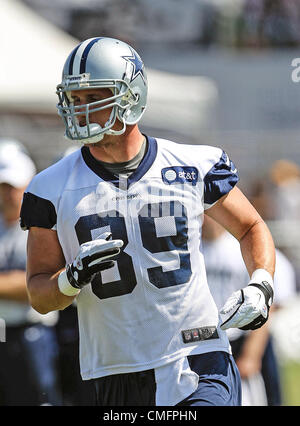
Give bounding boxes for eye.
[72,96,81,105]
[87,95,102,104]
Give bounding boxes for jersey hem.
[80,343,231,381]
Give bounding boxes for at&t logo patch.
[162,166,199,186]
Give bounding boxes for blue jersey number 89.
[75,201,192,299]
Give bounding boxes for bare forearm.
[28,270,76,314]
[26,227,75,314]
[0,271,29,302]
[239,220,275,278]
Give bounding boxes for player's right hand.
[58,232,123,295]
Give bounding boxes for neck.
[88,126,145,163]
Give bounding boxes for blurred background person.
[202,213,297,406]
[249,166,300,293]
[0,138,61,406]
[268,159,300,222]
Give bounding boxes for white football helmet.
[56,37,148,144]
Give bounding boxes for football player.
[20,37,275,406]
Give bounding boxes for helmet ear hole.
[117,105,130,123]
[124,110,131,119]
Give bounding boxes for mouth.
[77,116,87,127]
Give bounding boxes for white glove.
[219,269,274,331]
[58,232,123,296]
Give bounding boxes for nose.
[75,103,87,127]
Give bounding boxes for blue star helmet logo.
[122,48,146,84]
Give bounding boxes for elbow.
[27,278,54,315]
[27,272,73,314]
[238,218,264,243]
[34,307,51,315]
[29,297,53,315]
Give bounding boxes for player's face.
[70,88,123,133]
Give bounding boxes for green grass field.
[281,362,300,406]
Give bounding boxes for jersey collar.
[81,135,157,189]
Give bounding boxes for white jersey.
[21,136,239,382]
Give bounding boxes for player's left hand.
[219,280,274,331]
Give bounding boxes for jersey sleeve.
[19,163,63,231]
[19,148,82,231]
[203,150,239,210]
[20,191,57,230]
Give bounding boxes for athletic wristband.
[248,268,274,305]
[248,268,274,290]
[58,270,81,297]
